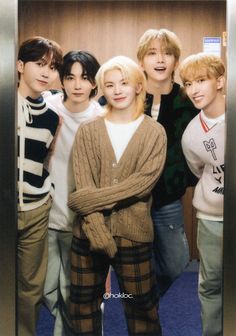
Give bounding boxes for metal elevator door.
[223,0,236,334]
[0,1,18,335]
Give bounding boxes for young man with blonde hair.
[137,28,199,295]
[180,53,225,336]
[68,55,167,335]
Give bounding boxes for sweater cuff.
[82,213,117,258]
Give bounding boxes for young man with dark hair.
[43,50,103,335]
[17,36,63,336]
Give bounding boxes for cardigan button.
[112,162,117,168]
[113,178,118,184]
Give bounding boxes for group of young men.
[17,29,225,336]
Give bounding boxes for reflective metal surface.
[223,0,236,334]
[0,1,18,335]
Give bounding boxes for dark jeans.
[152,199,190,296]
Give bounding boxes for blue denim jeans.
[151,199,190,296]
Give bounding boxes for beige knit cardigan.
[68,115,167,257]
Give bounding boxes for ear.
[91,83,97,90]
[17,60,24,74]
[216,75,225,90]
[135,83,142,95]
[138,61,145,72]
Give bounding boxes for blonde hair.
[137,28,181,62]
[179,53,225,85]
[96,55,146,119]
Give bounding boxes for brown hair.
[18,36,63,71]
[137,28,181,62]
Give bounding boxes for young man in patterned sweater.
[180,53,225,336]
[17,36,62,336]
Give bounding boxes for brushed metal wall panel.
[223,0,236,334]
[0,1,18,335]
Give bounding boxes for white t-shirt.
[104,115,144,162]
[45,92,103,231]
[151,103,160,120]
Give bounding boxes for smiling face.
[140,38,178,86]
[103,69,140,114]
[179,53,226,116]
[184,75,224,114]
[17,54,59,99]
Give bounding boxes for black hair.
[60,50,100,100]
[18,36,63,71]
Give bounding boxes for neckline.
[101,115,147,165]
[199,111,224,133]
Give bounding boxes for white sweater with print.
[181,111,225,220]
[45,92,103,231]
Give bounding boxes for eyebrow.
[105,78,128,84]
[184,75,207,83]
[194,75,208,80]
[37,56,53,66]
[147,46,169,52]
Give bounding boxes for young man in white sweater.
[43,50,103,336]
[180,53,225,336]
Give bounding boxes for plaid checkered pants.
[70,236,162,335]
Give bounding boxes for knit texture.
[182,113,225,218]
[18,92,59,211]
[99,84,199,209]
[82,212,117,257]
[68,115,167,256]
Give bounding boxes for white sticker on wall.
[203,37,221,57]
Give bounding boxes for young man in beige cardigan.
[68,56,167,336]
